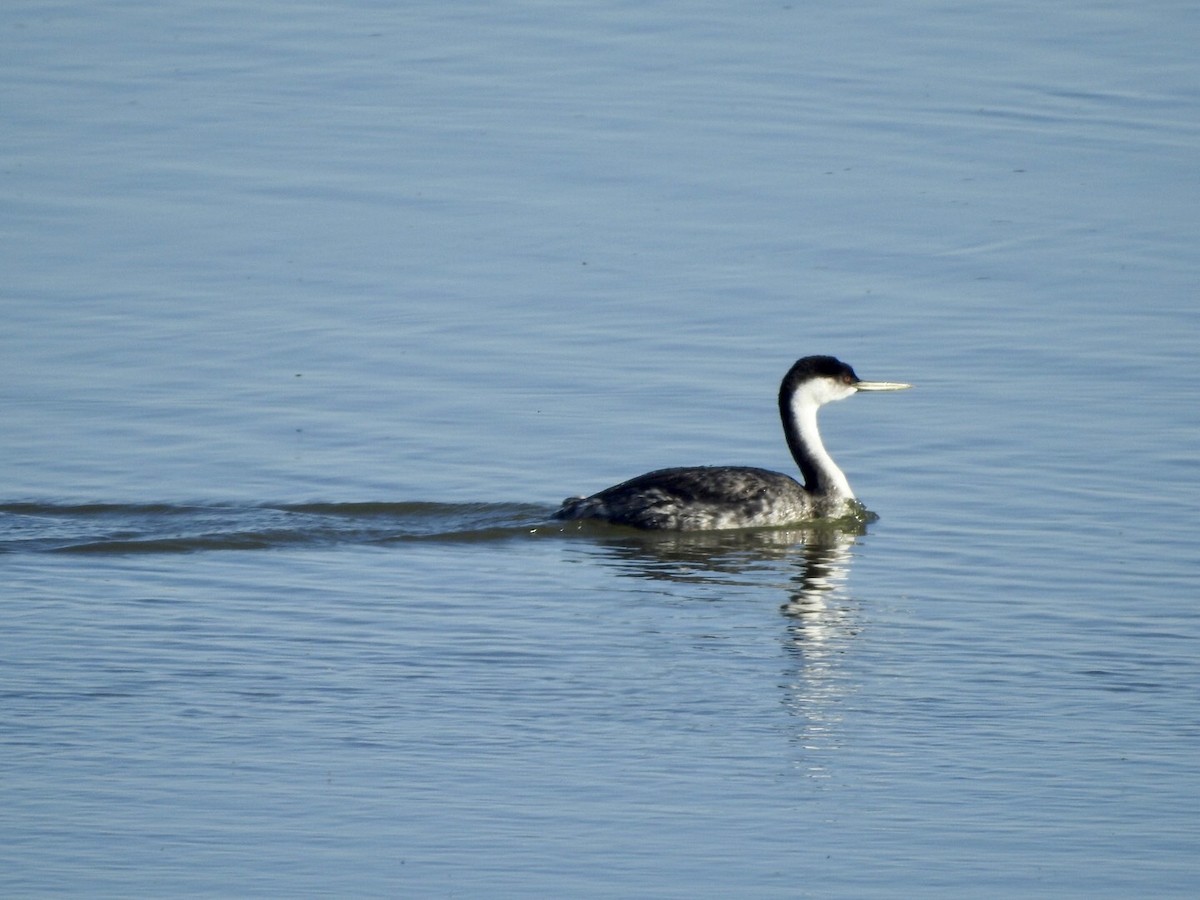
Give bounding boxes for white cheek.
[800,379,855,406]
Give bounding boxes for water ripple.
[0,501,554,554]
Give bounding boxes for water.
[3,0,1199,896]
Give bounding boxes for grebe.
[555,355,911,530]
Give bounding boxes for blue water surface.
[2,0,1198,896]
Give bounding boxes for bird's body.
[555,465,837,531]
[555,356,910,531]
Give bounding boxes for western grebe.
[555,355,911,530]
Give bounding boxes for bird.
[554,355,911,530]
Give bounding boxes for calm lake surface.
[3,0,1199,896]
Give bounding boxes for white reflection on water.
[561,518,869,780]
[779,530,861,777]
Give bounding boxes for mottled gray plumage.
[555,466,838,530]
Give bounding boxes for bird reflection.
[562,517,866,777]
[780,527,857,623]
[560,515,868,585]
[777,528,861,776]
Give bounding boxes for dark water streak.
[0,501,551,554]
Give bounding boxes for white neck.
[787,381,855,498]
